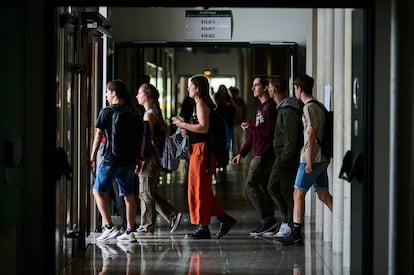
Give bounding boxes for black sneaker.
[277,234,304,246]
[249,219,278,236]
[216,215,236,239]
[185,225,211,239]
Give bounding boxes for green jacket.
[273,97,302,176]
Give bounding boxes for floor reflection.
[65,161,338,274]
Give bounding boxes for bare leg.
[124,195,137,230]
[316,189,333,211]
[293,189,306,224]
[93,190,112,225]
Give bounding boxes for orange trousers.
[188,142,225,225]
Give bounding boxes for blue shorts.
[294,161,330,192]
[93,163,136,196]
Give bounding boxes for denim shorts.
[294,161,330,192]
[93,163,136,196]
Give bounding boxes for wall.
[109,8,307,45]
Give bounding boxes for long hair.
[139,83,166,128]
[190,75,216,109]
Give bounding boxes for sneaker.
[274,223,291,239]
[185,225,211,239]
[96,243,118,262]
[216,215,236,239]
[277,233,304,246]
[96,225,120,242]
[249,219,278,236]
[170,212,182,233]
[116,231,136,242]
[136,226,146,233]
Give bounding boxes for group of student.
[231,74,333,246]
[91,76,237,243]
[91,73,333,245]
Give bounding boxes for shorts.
[93,163,136,196]
[294,161,330,192]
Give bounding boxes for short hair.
[268,75,288,96]
[294,74,314,95]
[107,79,128,99]
[253,75,269,88]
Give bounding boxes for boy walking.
[90,79,144,242]
[278,74,333,246]
[267,75,302,239]
[231,75,278,236]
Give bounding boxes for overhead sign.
[185,10,232,40]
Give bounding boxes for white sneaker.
[96,225,120,242]
[96,243,119,262]
[274,223,291,239]
[116,231,136,242]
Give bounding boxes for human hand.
[90,158,96,173]
[172,116,184,128]
[305,162,313,174]
[135,159,143,174]
[231,154,241,166]
[241,121,250,131]
[180,128,187,136]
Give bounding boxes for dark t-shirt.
[188,105,208,144]
[95,104,129,165]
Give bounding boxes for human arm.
[90,128,104,173]
[141,112,155,161]
[173,101,210,134]
[135,132,145,174]
[305,127,317,174]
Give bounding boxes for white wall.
[109,8,307,45]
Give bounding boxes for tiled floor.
[63,161,337,274]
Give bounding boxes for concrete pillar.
[322,8,334,244]
[314,8,326,235]
[332,9,345,254]
[305,9,317,229]
[342,8,353,272]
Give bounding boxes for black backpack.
[206,108,230,173]
[108,106,143,165]
[307,100,333,158]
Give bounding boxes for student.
[278,74,333,246]
[91,79,143,242]
[172,75,236,239]
[229,86,247,157]
[231,75,278,236]
[267,75,302,239]
[135,83,182,234]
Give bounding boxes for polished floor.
[64,160,339,274]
